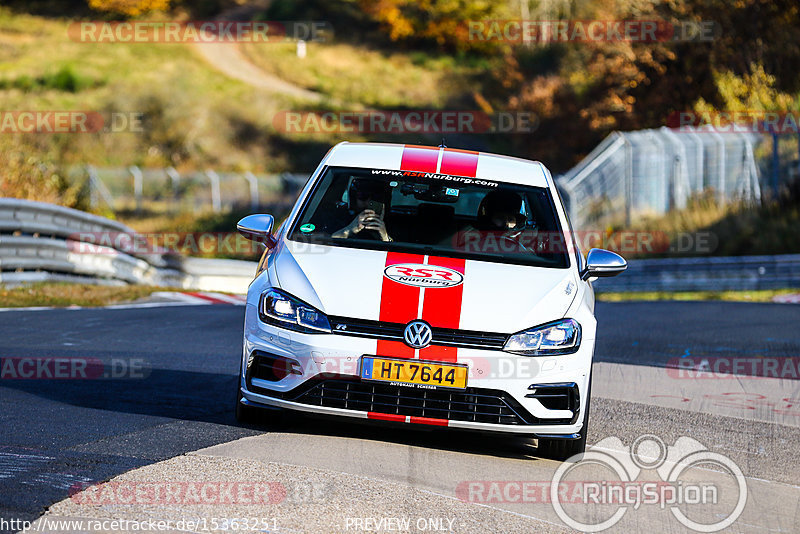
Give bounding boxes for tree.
[87,0,169,17]
[359,0,506,52]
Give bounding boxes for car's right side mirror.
[580,248,627,281]
[237,214,277,248]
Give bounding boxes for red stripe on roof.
[401,145,439,173]
[439,149,478,177]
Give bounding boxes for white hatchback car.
[236,142,625,460]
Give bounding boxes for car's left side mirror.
[237,214,277,248]
[580,248,627,281]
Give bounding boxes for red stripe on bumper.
[418,344,458,362]
[439,148,478,177]
[409,416,449,427]
[368,412,406,422]
[376,339,414,359]
[401,145,439,173]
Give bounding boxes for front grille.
[293,379,542,425]
[328,316,508,350]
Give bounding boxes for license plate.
[360,356,468,390]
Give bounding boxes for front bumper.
[241,302,593,436]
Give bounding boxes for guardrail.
[0,199,256,293]
[180,257,257,294]
[593,254,800,292]
[3,199,798,295]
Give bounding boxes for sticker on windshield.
[371,169,498,188]
[300,223,315,233]
[384,263,464,288]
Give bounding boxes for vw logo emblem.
[403,321,433,349]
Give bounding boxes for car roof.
[325,142,551,188]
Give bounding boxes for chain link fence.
[556,126,765,229]
[69,166,309,215]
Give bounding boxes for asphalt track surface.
[1,302,799,532]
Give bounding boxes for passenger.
[331,178,393,242]
[477,190,526,231]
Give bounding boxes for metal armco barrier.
[593,254,800,292]
[3,199,798,294]
[0,199,256,293]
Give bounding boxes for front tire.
[536,428,587,462]
[236,387,286,426]
[235,388,261,424]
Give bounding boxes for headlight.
[259,289,331,333]
[503,319,581,356]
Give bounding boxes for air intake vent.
[294,379,548,425]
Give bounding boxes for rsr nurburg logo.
[384,263,464,288]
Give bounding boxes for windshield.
[288,166,569,269]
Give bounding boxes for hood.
[275,240,577,334]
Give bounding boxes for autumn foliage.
[88,0,169,17]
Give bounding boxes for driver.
[332,177,393,242]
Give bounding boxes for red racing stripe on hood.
[439,148,478,177]
[400,145,439,173]
[376,251,424,358]
[419,256,466,362]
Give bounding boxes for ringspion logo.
[458,434,748,532]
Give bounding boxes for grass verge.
[239,41,476,108]
[0,282,179,308]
